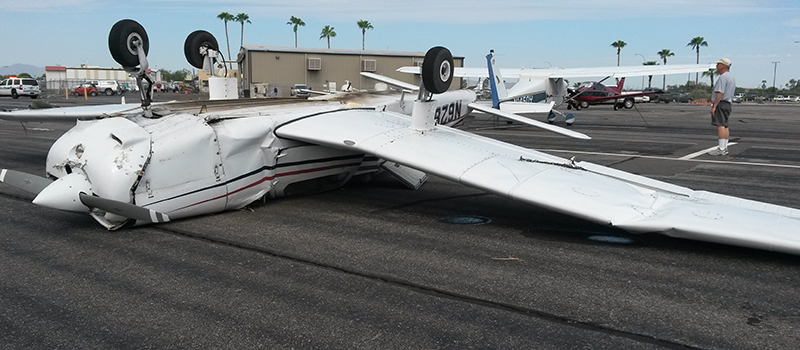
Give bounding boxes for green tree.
[18,73,32,78]
[657,49,675,89]
[687,37,708,84]
[235,13,251,47]
[702,69,718,88]
[319,25,336,49]
[287,16,305,48]
[357,20,373,50]
[610,40,627,66]
[643,61,658,88]
[217,12,235,70]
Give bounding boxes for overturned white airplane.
[1,20,799,256]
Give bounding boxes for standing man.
[708,58,736,155]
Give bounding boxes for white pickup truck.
[89,80,121,96]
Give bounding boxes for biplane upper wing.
[275,108,800,254]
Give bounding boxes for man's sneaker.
[708,148,728,156]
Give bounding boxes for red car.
[72,83,99,97]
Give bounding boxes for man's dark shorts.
[712,100,731,127]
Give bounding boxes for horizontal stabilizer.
[79,193,170,223]
[468,103,590,140]
[360,72,419,91]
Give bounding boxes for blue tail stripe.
[486,53,500,109]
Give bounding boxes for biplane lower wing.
[275,108,800,254]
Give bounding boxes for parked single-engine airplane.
[398,52,713,124]
[566,78,657,111]
[1,20,799,255]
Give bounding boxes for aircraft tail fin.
[486,50,507,109]
[610,77,625,94]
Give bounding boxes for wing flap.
[275,109,800,254]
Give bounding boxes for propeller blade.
[0,169,53,196]
[79,193,170,223]
[468,103,591,140]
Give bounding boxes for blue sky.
[2,0,798,90]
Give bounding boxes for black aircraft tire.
[184,30,219,69]
[624,98,634,109]
[108,19,150,67]
[580,101,589,109]
[421,46,454,94]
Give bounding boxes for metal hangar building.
[237,46,464,97]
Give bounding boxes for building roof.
[240,45,464,59]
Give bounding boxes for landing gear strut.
[108,19,154,117]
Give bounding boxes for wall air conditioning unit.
[413,60,424,67]
[362,59,377,72]
[308,58,321,71]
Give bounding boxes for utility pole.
[772,62,779,100]
[636,54,645,89]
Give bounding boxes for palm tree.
[702,69,718,88]
[235,13,251,47]
[687,37,708,84]
[610,40,627,66]
[319,25,336,49]
[217,12,235,69]
[357,20,373,50]
[657,49,675,89]
[287,16,305,48]
[644,61,658,88]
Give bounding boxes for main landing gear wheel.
[547,112,557,124]
[421,46,454,94]
[580,101,589,109]
[623,98,634,109]
[184,30,219,69]
[108,19,150,67]
[565,113,575,126]
[613,104,620,111]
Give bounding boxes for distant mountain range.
[1,64,45,78]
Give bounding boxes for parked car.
[291,84,309,98]
[773,95,792,102]
[732,95,742,103]
[0,77,40,99]
[89,80,121,96]
[675,92,693,103]
[643,88,674,103]
[72,83,99,97]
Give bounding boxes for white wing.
[275,109,800,255]
[0,103,143,121]
[398,64,714,80]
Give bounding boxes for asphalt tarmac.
[1,95,799,349]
